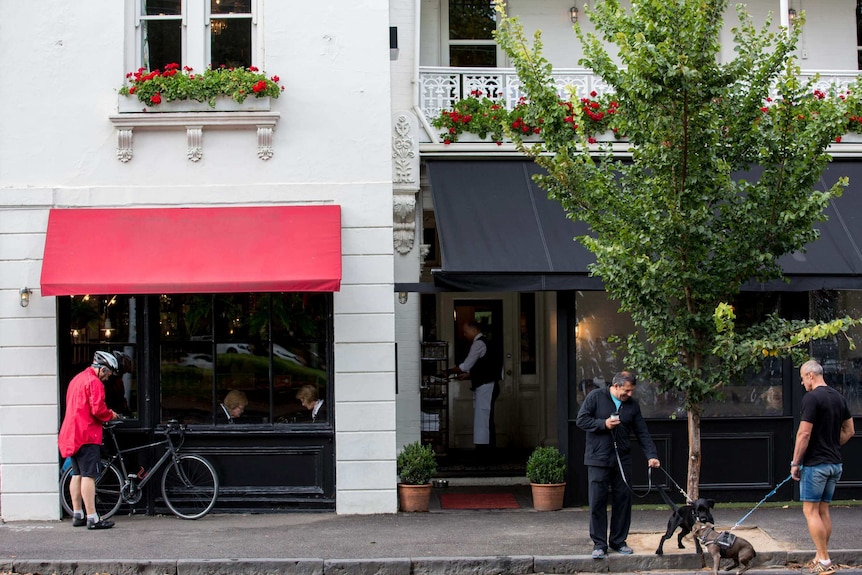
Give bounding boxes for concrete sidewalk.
[1,505,861,575]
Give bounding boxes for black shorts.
[70,444,101,478]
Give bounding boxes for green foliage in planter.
[396,441,438,485]
[120,63,283,108]
[526,446,567,484]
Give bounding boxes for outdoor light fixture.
[570,5,579,23]
[788,7,797,23]
[398,291,409,304]
[19,287,32,307]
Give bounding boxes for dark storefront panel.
[57,294,336,513]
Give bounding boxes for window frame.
[126,0,262,74]
[440,0,500,67]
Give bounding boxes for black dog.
[655,486,715,555]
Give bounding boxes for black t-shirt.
[799,385,851,466]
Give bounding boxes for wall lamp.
[398,291,409,305]
[19,287,32,307]
[570,5,579,23]
[788,7,797,24]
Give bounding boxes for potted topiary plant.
[526,445,567,511]
[396,441,438,512]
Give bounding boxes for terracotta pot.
[530,482,566,511]
[398,483,432,512]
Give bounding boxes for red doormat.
[439,492,520,509]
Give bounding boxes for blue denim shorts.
[800,463,843,503]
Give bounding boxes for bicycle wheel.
[161,454,219,519]
[60,459,123,519]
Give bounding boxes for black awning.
[427,160,598,291]
[427,159,862,293]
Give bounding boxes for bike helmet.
[92,350,119,373]
[112,350,132,375]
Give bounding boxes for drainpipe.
[412,0,440,143]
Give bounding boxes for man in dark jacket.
[576,371,660,558]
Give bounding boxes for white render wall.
[419,0,857,71]
[0,1,397,519]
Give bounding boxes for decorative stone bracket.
[109,112,280,162]
[393,112,420,255]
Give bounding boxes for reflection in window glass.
[809,290,862,416]
[449,0,495,40]
[519,293,536,375]
[160,293,331,425]
[142,20,181,71]
[211,18,252,68]
[575,291,787,419]
[68,295,138,418]
[449,45,496,68]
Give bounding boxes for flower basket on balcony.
[431,90,622,144]
[118,63,283,112]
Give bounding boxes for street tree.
[495,0,861,497]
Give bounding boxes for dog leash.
[656,466,695,504]
[729,473,794,531]
[611,431,654,498]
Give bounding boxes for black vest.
[470,334,502,388]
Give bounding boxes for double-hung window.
[131,0,258,73]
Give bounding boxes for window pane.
[519,293,536,375]
[810,290,862,415]
[270,293,330,424]
[142,19,182,71]
[212,0,251,15]
[211,18,252,68]
[69,295,139,419]
[449,0,495,40]
[143,0,181,16]
[159,293,332,426]
[449,45,496,68]
[160,294,216,424]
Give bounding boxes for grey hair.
[612,370,637,387]
[801,360,823,377]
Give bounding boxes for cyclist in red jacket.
[58,351,120,530]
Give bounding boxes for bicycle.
[60,419,219,520]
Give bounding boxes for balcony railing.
[418,66,861,125]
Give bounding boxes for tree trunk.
[687,410,701,500]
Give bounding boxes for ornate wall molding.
[392,112,420,255]
[109,112,279,162]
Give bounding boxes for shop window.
[809,290,862,416]
[159,293,331,425]
[574,291,787,418]
[68,295,139,419]
[131,0,256,72]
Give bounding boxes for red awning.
[41,205,341,295]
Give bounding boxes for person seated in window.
[296,384,326,423]
[216,390,248,424]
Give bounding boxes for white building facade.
[1,1,398,520]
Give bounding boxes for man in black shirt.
[792,360,855,575]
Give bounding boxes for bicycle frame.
[103,422,185,497]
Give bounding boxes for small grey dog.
[693,523,757,575]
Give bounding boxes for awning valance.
[427,159,862,292]
[41,205,342,296]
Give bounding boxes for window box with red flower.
[110,64,285,163]
[431,90,623,144]
[118,64,284,113]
